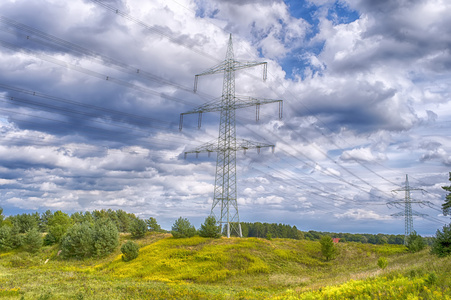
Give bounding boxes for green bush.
[198,216,221,238]
[121,241,139,262]
[171,217,196,238]
[130,219,147,239]
[406,231,426,253]
[24,228,43,253]
[431,223,451,257]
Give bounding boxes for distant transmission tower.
[387,174,431,244]
[180,34,283,238]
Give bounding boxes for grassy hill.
[0,233,450,299]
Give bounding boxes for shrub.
[431,223,451,257]
[171,217,196,238]
[24,228,43,253]
[406,231,426,253]
[320,235,337,261]
[198,216,221,238]
[121,241,139,262]
[130,219,147,239]
[377,257,388,269]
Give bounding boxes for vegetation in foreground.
[0,232,450,299]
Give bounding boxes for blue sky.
[0,0,450,235]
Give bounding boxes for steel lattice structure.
[387,174,431,244]
[180,35,282,238]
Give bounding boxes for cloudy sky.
[1,0,450,235]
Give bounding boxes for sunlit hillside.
[0,233,450,299]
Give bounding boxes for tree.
[61,222,95,259]
[442,172,451,216]
[93,219,119,258]
[431,223,451,257]
[24,228,43,253]
[171,217,196,238]
[48,211,73,243]
[406,231,426,253]
[198,216,221,238]
[320,235,337,261]
[61,220,119,259]
[130,219,147,239]
[121,241,139,262]
[146,217,161,232]
[0,226,13,251]
[0,207,4,226]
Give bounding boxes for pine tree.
[442,172,451,216]
[320,235,337,261]
[199,216,221,238]
[171,217,196,238]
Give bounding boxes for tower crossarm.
[179,96,282,130]
[184,138,274,157]
[391,211,427,218]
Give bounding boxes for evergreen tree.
[94,219,119,258]
[199,216,221,238]
[171,217,196,238]
[130,219,147,239]
[320,235,337,261]
[442,172,451,216]
[61,222,95,259]
[48,211,73,243]
[406,231,426,253]
[146,217,161,232]
[24,228,43,253]
[431,223,451,257]
[0,225,13,251]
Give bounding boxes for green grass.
[0,233,450,299]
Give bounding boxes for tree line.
[0,208,163,258]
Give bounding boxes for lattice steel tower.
[180,34,282,238]
[388,174,431,244]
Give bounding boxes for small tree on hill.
[431,223,451,257]
[61,222,95,259]
[171,217,196,238]
[320,235,337,261]
[94,219,119,258]
[406,231,426,253]
[198,216,221,238]
[146,217,161,232]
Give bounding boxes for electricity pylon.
[180,34,283,238]
[387,174,432,244]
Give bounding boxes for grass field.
[0,233,450,299]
